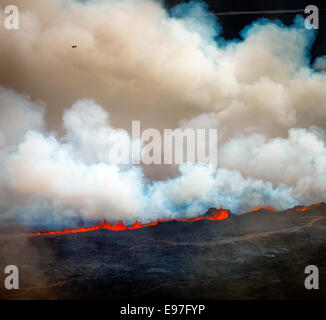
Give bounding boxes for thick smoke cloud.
[0,94,297,224]
[0,0,326,225]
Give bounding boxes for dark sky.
[165,0,326,61]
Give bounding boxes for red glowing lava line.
[28,209,229,236]
[28,203,323,237]
[249,206,276,213]
[294,203,322,212]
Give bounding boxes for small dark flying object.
[72,45,77,48]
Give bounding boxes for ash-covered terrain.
[1,205,326,300]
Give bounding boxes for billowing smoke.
[0,0,326,225]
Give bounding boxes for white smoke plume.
[0,0,326,225]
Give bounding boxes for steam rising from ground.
[1,0,326,225]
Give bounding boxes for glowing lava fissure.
[294,203,322,212]
[28,203,324,237]
[249,206,276,213]
[29,208,230,236]
[246,203,323,214]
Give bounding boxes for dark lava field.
[1,205,326,300]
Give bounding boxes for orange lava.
[250,206,276,213]
[294,203,322,212]
[28,203,324,237]
[29,209,229,236]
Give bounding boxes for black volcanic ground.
[1,205,326,300]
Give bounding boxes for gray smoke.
[0,0,326,225]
